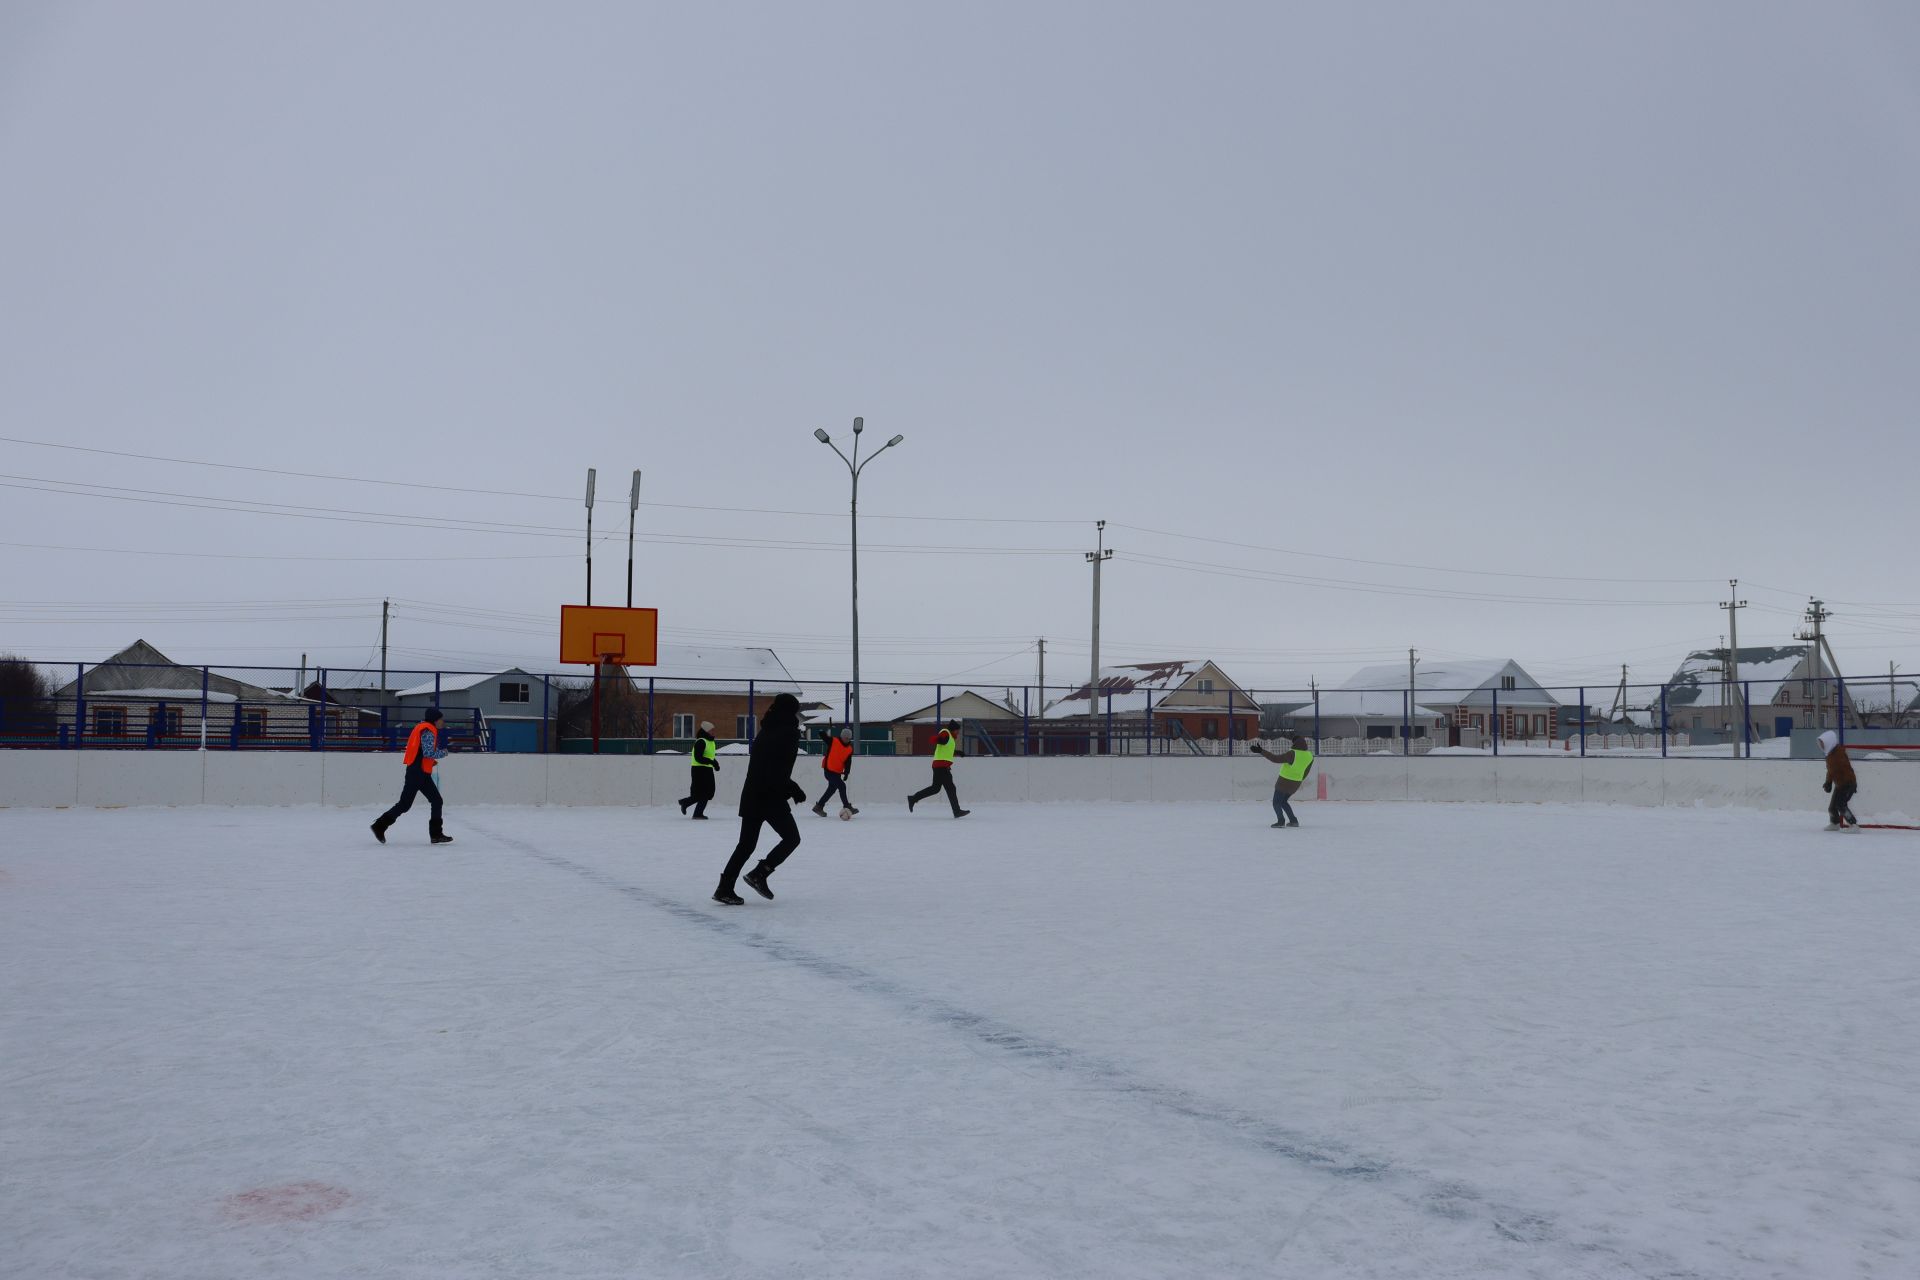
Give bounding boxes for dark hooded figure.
[714,692,807,905]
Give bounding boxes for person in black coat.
[713,692,807,905]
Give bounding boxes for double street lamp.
[813,416,905,757]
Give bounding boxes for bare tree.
[0,655,56,739]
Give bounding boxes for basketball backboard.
[560,605,659,666]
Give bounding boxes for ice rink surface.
[4,798,1917,1279]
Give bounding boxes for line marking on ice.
[472,821,1702,1280]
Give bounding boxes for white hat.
[839,726,853,741]
[699,721,714,733]
[1817,729,1838,756]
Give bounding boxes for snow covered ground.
[4,800,1917,1279]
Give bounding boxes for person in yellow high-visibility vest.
[908,720,970,818]
[1251,734,1314,828]
[678,722,719,819]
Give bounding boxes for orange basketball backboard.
[560,605,659,666]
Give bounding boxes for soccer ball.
[839,807,853,821]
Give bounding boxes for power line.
[0,434,1083,524]
[1122,551,1711,608]
[1110,523,1723,586]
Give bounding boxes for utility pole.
[625,470,642,607]
[1036,637,1045,704]
[1086,521,1112,726]
[584,468,597,605]
[1891,661,1901,730]
[380,598,390,697]
[1608,663,1629,723]
[1720,580,1746,755]
[298,653,307,693]
[1796,599,1830,729]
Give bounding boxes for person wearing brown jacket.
[1818,729,1860,832]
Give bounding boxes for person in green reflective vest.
[908,720,970,818]
[678,721,720,819]
[1251,734,1314,828]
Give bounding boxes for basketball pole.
[584,468,597,607]
[626,470,642,608]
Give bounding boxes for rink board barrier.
[0,751,1911,816]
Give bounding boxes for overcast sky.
[3,0,1917,697]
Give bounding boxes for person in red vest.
[371,708,452,845]
[811,726,859,817]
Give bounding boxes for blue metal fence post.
[75,663,86,749]
[1226,689,1234,756]
[1743,681,1752,758]
[1491,687,1500,756]
[1312,688,1321,753]
[230,702,242,749]
[1578,687,1586,758]
[936,685,944,743]
[1660,684,1669,757]
[647,678,655,755]
[1402,688,1410,756]
[200,666,210,752]
[1023,685,1031,756]
[541,677,550,753]
[748,680,756,742]
[308,703,320,751]
[1105,690,1113,754]
[1837,676,1847,745]
[434,671,442,710]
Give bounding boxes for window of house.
[149,706,182,737]
[736,715,753,740]
[1203,718,1218,738]
[1501,675,1517,691]
[499,681,530,704]
[92,706,126,737]
[1197,678,1214,694]
[1532,714,1545,735]
[673,713,695,738]
[240,709,268,738]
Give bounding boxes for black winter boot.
[743,864,774,900]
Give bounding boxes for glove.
[1822,780,1832,793]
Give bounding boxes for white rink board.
[0,750,1912,822]
[3,801,1917,1280]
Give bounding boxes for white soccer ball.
[839,807,853,821]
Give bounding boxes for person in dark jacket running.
[908,720,970,818]
[714,693,807,904]
[371,708,452,844]
[1251,735,1314,828]
[812,726,857,816]
[679,721,719,819]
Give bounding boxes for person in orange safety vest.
[371,708,452,845]
[811,726,858,817]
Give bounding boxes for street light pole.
[815,417,905,758]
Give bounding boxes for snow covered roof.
[57,640,308,703]
[803,686,1021,725]
[1664,646,1810,708]
[381,645,803,699]
[630,644,801,695]
[1042,660,1253,719]
[1340,658,1558,707]
[1295,691,1451,721]
[80,687,239,704]
[393,668,542,699]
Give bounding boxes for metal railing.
[2,660,1914,762]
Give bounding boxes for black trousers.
[909,766,962,815]
[378,766,444,833]
[681,767,716,816]
[1830,781,1858,825]
[718,810,801,893]
[819,771,850,808]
